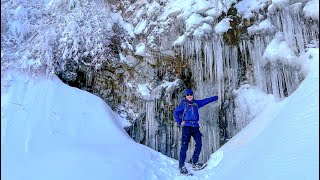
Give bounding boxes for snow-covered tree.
[1,0,116,76]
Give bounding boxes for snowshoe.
[192,162,207,171]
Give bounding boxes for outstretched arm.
[197,96,218,108]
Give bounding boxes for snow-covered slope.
[1,71,179,180]
[203,48,319,180]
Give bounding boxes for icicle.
[145,100,158,150]
[213,35,224,104]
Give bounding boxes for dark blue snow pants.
[179,126,202,168]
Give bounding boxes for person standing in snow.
[173,89,218,175]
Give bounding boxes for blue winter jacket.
[173,96,218,127]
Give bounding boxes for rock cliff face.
[58,0,319,162]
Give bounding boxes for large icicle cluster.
[114,0,318,163]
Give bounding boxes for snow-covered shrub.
[1,0,115,76]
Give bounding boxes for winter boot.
[179,166,190,175]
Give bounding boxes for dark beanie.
[184,89,193,95]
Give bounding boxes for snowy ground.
[1,48,319,180]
